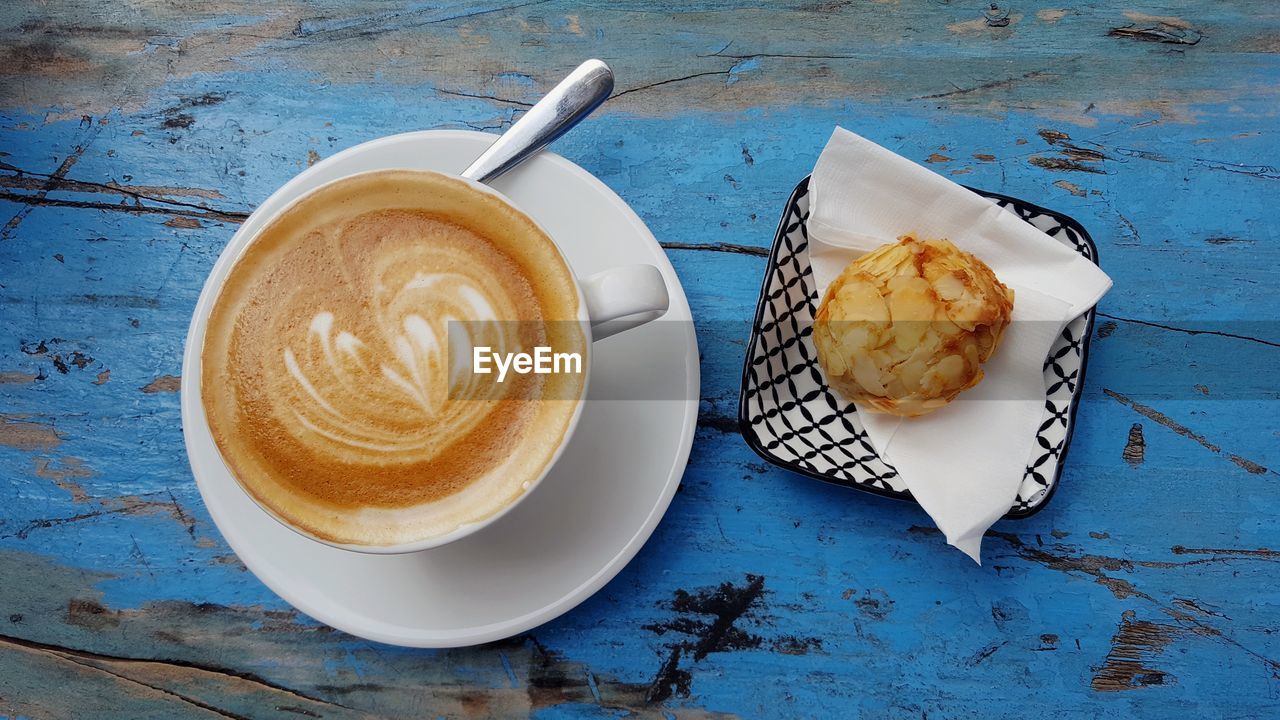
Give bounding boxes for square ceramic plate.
[738,177,1099,518]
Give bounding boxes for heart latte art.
[201,170,586,546]
[279,245,518,465]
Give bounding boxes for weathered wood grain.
[2,0,1278,717]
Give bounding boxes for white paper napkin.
[808,127,1112,563]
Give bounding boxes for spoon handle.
[460,59,614,184]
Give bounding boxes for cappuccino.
[201,170,587,546]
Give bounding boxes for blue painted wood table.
[2,2,1277,717]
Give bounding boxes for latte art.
[201,170,586,546]
[277,265,519,464]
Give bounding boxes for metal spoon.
[460,59,614,184]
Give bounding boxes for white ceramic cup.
[183,149,669,555]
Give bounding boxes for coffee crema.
[201,170,586,546]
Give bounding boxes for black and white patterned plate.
[737,177,1099,518]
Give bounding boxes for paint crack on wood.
[33,457,92,501]
[0,190,249,225]
[1029,155,1106,174]
[167,489,198,539]
[436,88,535,107]
[611,70,734,101]
[1096,313,1280,349]
[967,640,1008,666]
[1115,212,1141,244]
[913,69,1051,100]
[983,530,1153,601]
[1,163,229,211]
[2,146,85,240]
[7,477,199,541]
[1171,546,1279,560]
[1108,25,1202,46]
[0,631,357,716]
[660,241,768,258]
[1104,389,1271,475]
[700,50,861,61]
[1091,612,1176,691]
[1171,598,1229,620]
[292,0,553,40]
[917,530,1280,686]
[1029,128,1110,172]
[1192,158,1280,181]
[1123,423,1145,466]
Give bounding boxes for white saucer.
[180,131,700,647]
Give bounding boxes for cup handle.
[579,265,670,341]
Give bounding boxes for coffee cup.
[183,136,668,554]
